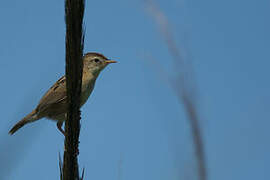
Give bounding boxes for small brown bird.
[9,52,117,135]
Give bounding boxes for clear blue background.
[0,0,269,179]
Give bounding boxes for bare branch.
[63,0,85,179]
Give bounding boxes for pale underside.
[35,74,96,122]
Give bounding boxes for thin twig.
[117,153,123,180]
[59,152,63,180]
[80,168,85,180]
[145,1,207,180]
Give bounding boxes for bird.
[9,52,117,135]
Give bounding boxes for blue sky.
[0,0,269,179]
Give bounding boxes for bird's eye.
[94,58,100,63]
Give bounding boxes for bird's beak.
[105,60,117,64]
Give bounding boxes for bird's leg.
[57,121,65,136]
[57,121,79,155]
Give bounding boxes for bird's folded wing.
[36,76,67,114]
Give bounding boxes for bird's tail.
[9,109,39,135]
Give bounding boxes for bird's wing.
[36,76,67,114]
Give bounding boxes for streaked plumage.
[9,52,116,135]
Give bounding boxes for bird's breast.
[80,78,96,107]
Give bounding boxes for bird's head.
[83,52,117,76]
